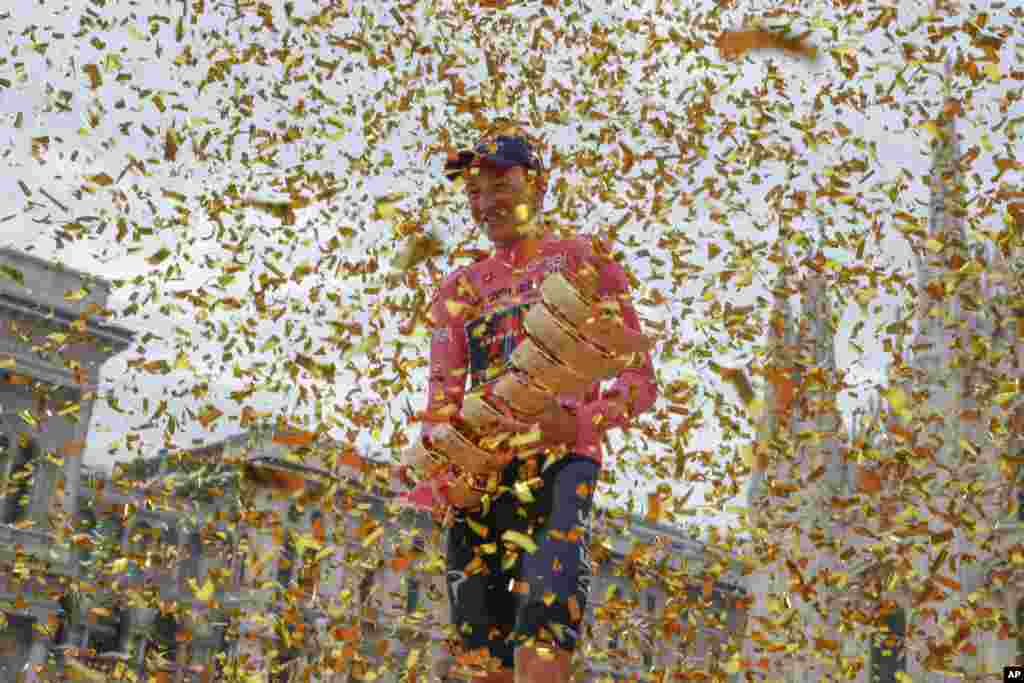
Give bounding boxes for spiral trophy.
[403,269,653,517]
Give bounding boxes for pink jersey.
[402,237,658,512]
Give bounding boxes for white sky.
[1,0,1021,533]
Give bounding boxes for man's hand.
[531,398,579,449]
[601,393,630,425]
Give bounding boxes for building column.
[24,633,52,682]
[910,599,955,683]
[21,605,61,683]
[969,586,1006,680]
[185,613,215,683]
[22,630,50,683]
[127,608,157,680]
[988,585,1022,675]
[62,393,95,538]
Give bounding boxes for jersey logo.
[464,303,529,388]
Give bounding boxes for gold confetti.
[502,530,538,554]
[9,3,1018,679]
[466,518,490,538]
[715,28,817,61]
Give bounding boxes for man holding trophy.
[398,121,658,683]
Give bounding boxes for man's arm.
[573,255,658,450]
[397,276,467,488]
[421,281,469,438]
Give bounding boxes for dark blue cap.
[444,134,543,181]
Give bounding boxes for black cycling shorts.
[444,453,599,671]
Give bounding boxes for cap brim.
[443,152,522,181]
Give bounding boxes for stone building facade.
[0,247,135,682]
[0,250,748,682]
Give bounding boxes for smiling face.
[464,163,545,248]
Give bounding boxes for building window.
[601,582,620,653]
[300,511,324,597]
[205,624,231,683]
[151,613,179,669]
[278,534,318,597]
[0,434,9,506]
[270,618,299,683]
[359,570,377,634]
[141,522,177,573]
[159,525,178,570]
[405,573,420,613]
[181,530,202,589]
[77,507,99,568]
[272,643,301,683]
[278,531,297,588]
[677,607,691,659]
[2,435,36,524]
[643,592,656,668]
[227,532,245,591]
[129,521,154,575]
[0,614,34,680]
[87,607,124,656]
[1017,469,1023,523]
[871,607,907,683]
[278,505,307,591]
[406,538,424,614]
[53,594,74,650]
[270,659,291,683]
[97,515,125,562]
[299,546,319,597]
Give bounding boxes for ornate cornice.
[0,290,134,350]
[0,342,98,392]
[0,291,135,392]
[0,248,135,393]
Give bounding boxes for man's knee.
[470,668,515,683]
[514,601,581,652]
[447,638,516,681]
[514,645,574,683]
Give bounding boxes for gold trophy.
[402,268,653,519]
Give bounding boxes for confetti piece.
[883,387,909,415]
[376,201,398,219]
[393,232,443,271]
[190,578,216,602]
[716,28,818,61]
[502,530,538,554]
[466,518,490,538]
[981,63,1001,81]
[362,526,385,548]
[858,468,882,494]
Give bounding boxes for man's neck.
[494,235,544,268]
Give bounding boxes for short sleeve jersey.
[422,237,657,465]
